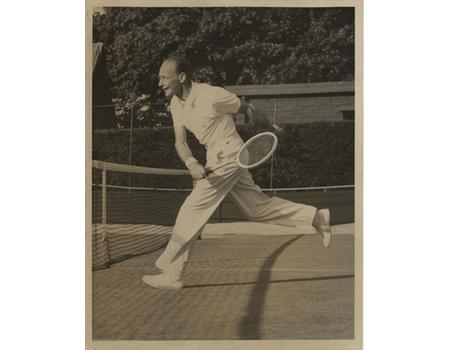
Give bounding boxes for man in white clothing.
[142,56,331,290]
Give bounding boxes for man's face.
[158,61,183,99]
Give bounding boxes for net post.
[128,105,134,192]
[101,168,107,241]
[270,155,274,190]
[269,100,277,189]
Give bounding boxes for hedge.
[92,121,354,188]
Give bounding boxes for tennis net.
[90,160,355,269]
[91,160,194,269]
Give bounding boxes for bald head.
[158,56,192,100]
[163,56,192,81]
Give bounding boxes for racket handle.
[204,168,214,178]
[203,163,227,178]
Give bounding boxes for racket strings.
[239,134,276,167]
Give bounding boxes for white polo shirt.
[170,82,242,148]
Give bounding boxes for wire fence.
[92,100,354,190]
[93,101,282,186]
[93,103,172,129]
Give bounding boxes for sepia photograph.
[86,1,362,348]
[4,1,450,350]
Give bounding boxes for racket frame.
[236,131,278,169]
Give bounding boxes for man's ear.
[178,72,186,84]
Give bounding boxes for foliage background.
[93,7,354,108]
[92,7,355,188]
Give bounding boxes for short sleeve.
[212,87,241,114]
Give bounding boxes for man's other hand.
[272,124,285,137]
[188,162,207,180]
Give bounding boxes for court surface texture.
[92,223,355,340]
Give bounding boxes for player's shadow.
[183,235,354,340]
[239,234,304,340]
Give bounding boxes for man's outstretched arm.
[238,98,283,134]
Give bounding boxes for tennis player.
[143,56,332,289]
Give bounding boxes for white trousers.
[155,135,317,279]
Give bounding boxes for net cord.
[92,160,190,176]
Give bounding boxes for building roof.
[225,81,354,97]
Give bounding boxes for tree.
[93,7,354,127]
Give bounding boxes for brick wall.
[249,94,354,124]
[228,82,355,125]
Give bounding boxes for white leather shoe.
[142,273,184,290]
[314,209,332,248]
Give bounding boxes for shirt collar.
[175,82,198,108]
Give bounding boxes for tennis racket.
[236,131,278,169]
[205,131,278,177]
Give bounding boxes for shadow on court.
[92,232,354,340]
[239,235,304,339]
